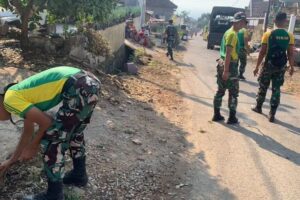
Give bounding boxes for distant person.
[212,12,246,124]
[237,19,250,80]
[165,19,178,60]
[252,12,295,122]
[0,66,101,200]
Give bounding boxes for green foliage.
[0,0,119,49]
[197,13,211,29]
[95,6,141,29]
[47,0,118,24]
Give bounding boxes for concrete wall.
[99,22,125,53]
[70,17,141,73]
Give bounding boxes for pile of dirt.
[0,38,75,72]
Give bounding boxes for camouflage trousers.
[213,61,239,112]
[41,71,101,182]
[238,48,247,75]
[167,39,175,58]
[256,62,286,109]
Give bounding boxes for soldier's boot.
[227,110,239,124]
[212,108,225,122]
[251,103,263,114]
[170,52,174,60]
[269,106,277,123]
[63,157,88,187]
[239,72,246,80]
[23,180,64,200]
[166,52,169,57]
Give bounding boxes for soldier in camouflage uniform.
[212,12,246,124]
[0,66,101,200]
[165,19,178,60]
[252,12,295,122]
[237,19,250,80]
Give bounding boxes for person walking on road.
[165,19,178,60]
[212,12,246,124]
[238,19,250,80]
[252,12,295,122]
[0,66,101,200]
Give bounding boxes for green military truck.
[207,6,245,50]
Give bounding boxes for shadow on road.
[275,119,300,136]
[243,80,259,87]
[173,60,195,68]
[225,124,300,166]
[239,90,295,113]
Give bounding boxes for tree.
[47,0,117,24]
[197,13,210,29]
[179,10,190,23]
[0,0,117,50]
[0,0,47,50]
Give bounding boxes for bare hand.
[289,67,295,76]
[253,67,259,77]
[19,144,39,162]
[0,159,13,175]
[222,71,229,81]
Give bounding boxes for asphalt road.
[178,36,300,200]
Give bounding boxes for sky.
[171,0,250,18]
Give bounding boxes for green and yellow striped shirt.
[4,66,81,118]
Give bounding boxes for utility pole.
[264,0,272,32]
[138,0,146,27]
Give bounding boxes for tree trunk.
[20,16,30,51]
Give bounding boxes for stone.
[132,139,142,145]
[126,62,138,75]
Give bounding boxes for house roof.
[146,0,178,9]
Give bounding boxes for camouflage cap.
[232,12,247,23]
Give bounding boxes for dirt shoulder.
[283,68,300,99]
[0,40,191,200]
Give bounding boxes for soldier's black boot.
[251,103,263,114]
[269,106,277,123]
[63,157,88,187]
[212,108,225,122]
[239,73,246,80]
[227,110,239,124]
[170,52,174,60]
[23,180,64,200]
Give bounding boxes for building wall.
[69,17,141,73]
[250,0,269,17]
[99,23,125,53]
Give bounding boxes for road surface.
[178,37,300,200]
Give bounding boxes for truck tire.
[207,42,214,50]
